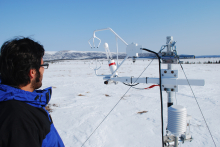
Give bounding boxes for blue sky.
[0,0,219,55]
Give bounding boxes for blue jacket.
[0,84,65,147]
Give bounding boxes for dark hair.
[0,37,45,87]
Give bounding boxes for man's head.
[0,37,45,90]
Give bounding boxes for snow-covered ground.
[41,58,220,147]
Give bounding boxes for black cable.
[123,82,139,87]
[141,48,164,147]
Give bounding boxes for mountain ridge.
[43,50,220,60]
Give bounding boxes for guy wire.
[81,59,154,147]
[178,61,216,147]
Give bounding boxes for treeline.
[184,60,220,64]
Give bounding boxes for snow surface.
[41,58,220,147]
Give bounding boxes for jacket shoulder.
[0,100,51,147]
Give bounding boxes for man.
[0,37,64,147]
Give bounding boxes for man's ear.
[29,69,36,80]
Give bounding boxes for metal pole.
[174,136,179,147]
[167,36,174,107]
[115,36,119,67]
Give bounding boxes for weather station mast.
[84,28,209,147]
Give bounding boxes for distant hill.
[43,50,152,60]
[43,50,220,60]
[195,55,220,58]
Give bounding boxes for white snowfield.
[41,58,220,147]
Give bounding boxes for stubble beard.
[31,71,43,90]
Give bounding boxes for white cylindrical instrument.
[104,43,112,60]
[167,105,187,136]
[108,59,118,76]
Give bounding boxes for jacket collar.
[0,84,52,108]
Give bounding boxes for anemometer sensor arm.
[88,28,128,48]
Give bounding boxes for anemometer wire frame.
[88,28,128,49]
[81,53,160,147]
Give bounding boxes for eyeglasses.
[40,63,49,69]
